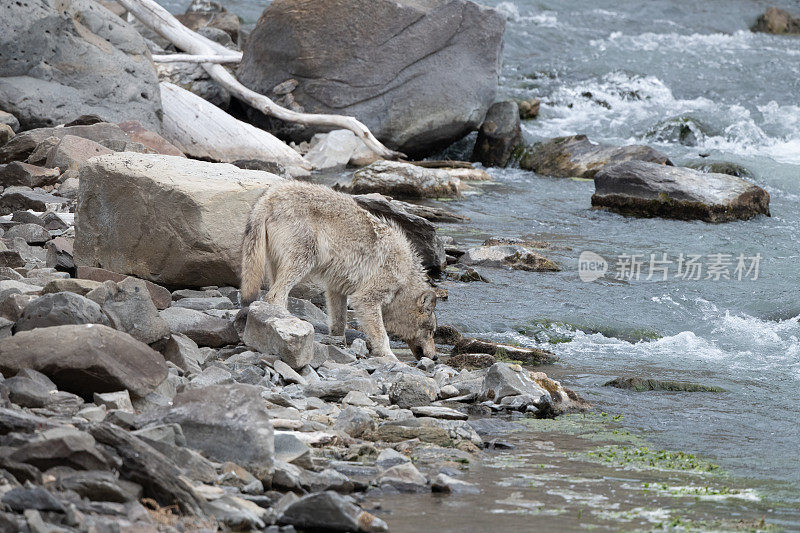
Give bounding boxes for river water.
[439,0,800,487]
[161,0,800,527]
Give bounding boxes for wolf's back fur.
[240,181,437,359]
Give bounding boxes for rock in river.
[519,135,672,179]
[591,161,770,222]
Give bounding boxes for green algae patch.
[518,412,644,445]
[588,445,721,473]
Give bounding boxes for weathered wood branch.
[152,53,242,64]
[119,0,404,160]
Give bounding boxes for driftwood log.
[119,0,403,160]
[160,81,310,176]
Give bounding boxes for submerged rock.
[604,377,726,392]
[453,337,557,365]
[591,161,770,222]
[752,7,800,35]
[519,135,672,179]
[238,0,505,157]
[459,242,559,272]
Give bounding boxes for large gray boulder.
[0,0,162,131]
[74,153,283,287]
[238,0,505,156]
[0,324,168,399]
[519,135,672,179]
[591,161,771,222]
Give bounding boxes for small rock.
[93,390,134,412]
[410,405,468,420]
[472,101,522,167]
[273,359,308,385]
[86,277,170,344]
[160,306,239,347]
[303,130,363,169]
[10,427,108,471]
[519,134,672,179]
[42,278,103,296]
[388,374,439,408]
[45,135,113,172]
[480,362,550,404]
[14,292,108,332]
[378,462,428,492]
[161,333,204,373]
[76,266,171,309]
[342,390,376,407]
[243,301,314,369]
[0,162,60,188]
[592,161,771,222]
[279,491,388,533]
[431,473,480,494]
[334,406,376,438]
[375,448,410,469]
[604,376,725,392]
[752,6,800,34]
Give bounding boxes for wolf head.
[385,287,438,360]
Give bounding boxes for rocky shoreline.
[0,0,792,530]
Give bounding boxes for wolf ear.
[418,291,436,311]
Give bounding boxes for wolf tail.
[240,193,271,307]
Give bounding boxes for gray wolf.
[240,181,437,360]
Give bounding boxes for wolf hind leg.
[325,290,348,338]
[350,297,396,360]
[265,256,314,310]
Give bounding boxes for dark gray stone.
[161,306,239,347]
[278,491,388,532]
[353,193,445,276]
[14,292,108,332]
[472,101,522,167]
[86,277,170,344]
[156,384,274,478]
[0,324,168,399]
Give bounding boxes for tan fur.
[240,181,437,360]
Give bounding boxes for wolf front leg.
[325,290,348,338]
[350,297,396,360]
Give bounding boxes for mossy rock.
[604,377,725,393]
